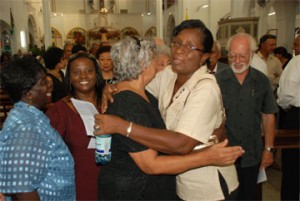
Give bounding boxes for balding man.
[216,33,278,200]
[208,41,229,74]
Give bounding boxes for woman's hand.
[94,114,128,135]
[211,119,227,142]
[101,84,118,113]
[0,193,5,201]
[202,139,244,166]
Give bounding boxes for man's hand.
[101,84,118,113]
[260,150,274,169]
[203,139,244,166]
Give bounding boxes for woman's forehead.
[175,29,202,41]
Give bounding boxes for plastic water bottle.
[95,134,112,165]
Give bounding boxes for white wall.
[181,0,231,39]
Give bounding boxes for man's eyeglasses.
[228,53,248,62]
[170,40,205,53]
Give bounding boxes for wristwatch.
[265,147,275,153]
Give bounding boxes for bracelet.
[126,122,133,137]
[265,147,275,153]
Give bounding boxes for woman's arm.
[0,193,5,201]
[130,139,244,175]
[9,192,40,201]
[95,114,199,155]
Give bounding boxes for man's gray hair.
[226,33,257,52]
[111,36,156,82]
[155,44,170,57]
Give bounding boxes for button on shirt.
[216,67,278,167]
[0,101,75,201]
[147,66,238,201]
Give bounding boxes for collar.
[219,66,258,82]
[15,101,47,118]
[257,51,274,61]
[182,65,216,91]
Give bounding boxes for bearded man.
[215,33,278,200]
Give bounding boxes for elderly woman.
[46,53,103,200]
[95,20,243,200]
[97,36,242,200]
[154,43,171,72]
[0,56,75,200]
[96,45,114,85]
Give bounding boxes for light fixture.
[197,4,209,11]
[20,30,26,48]
[141,12,151,17]
[51,12,64,17]
[100,8,108,14]
[268,12,276,16]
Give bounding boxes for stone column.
[42,0,52,48]
[273,0,298,52]
[156,0,163,39]
[231,0,251,18]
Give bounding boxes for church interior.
[0,1,299,200]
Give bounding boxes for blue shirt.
[0,101,75,201]
[216,67,278,167]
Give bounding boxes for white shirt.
[146,65,238,201]
[257,51,283,91]
[251,54,268,76]
[277,55,300,109]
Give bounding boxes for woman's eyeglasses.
[170,40,205,53]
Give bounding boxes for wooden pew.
[0,88,13,128]
[274,129,300,149]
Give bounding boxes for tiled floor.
[262,167,282,201]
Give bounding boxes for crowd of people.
[0,19,299,201]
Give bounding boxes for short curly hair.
[172,19,213,53]
[111,36,156,82]
[95,45,111,59]
[43,47,64,70]
[1,55,44,103]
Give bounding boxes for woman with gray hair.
[97,36,233,200]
